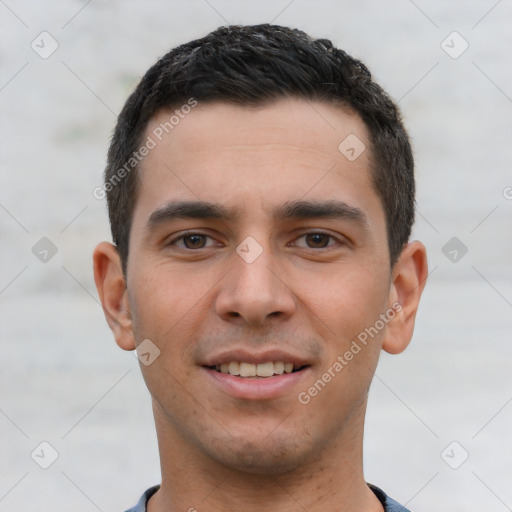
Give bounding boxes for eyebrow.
[146,199,369,230]
[148,201,237,227]
[274,200,369,227]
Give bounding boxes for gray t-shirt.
[124,483,412,511]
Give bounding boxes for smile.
[212,361,306,378]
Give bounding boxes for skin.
[94,98,428,512]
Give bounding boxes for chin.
[203,432,315,475]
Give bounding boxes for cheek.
[295,263,389,407]
[127,262,221,391]
[293,261,390,343]
[129,261,212,338]
[127,267,207,409]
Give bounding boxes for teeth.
[228,361,240,375]
[273,361,284,375]
[215,361,300,378]
[239,362,256,377]
[256,362,274,377]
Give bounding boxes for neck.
[148,399,383,512]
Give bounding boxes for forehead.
[144,98,370,169]
[133,98,383,230]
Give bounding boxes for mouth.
[207,361,309,378]
[202,357,311,400]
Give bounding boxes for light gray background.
[1,1,511,511]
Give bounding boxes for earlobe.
[93,242,136,351]
[382,241,428,355]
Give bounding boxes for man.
[93,24,428,512]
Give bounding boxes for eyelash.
[168,231,344,250]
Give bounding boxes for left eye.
[170,233,217,249]
[294,232,338,249]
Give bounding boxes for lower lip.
[203,367,310,400]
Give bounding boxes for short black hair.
[104,24,415,273]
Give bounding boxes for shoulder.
[368,483,412,512]
[123,485,160,512]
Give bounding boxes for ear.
[382,241,428,354]
[93,242,135,351]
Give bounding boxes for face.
[95,98,424,475]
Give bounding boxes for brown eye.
[182,234,207,249]
[304,233,332,248]
[169,233,217,250]
[290,231,345,251]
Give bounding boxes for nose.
[214,240,296,326]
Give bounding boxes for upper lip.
[201,348,311,368]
